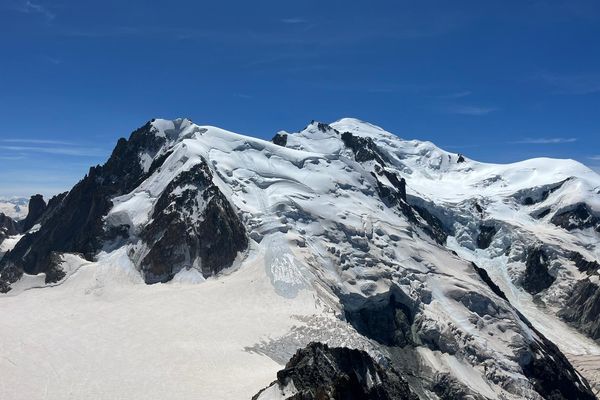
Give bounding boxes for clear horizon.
[1,0,599,197]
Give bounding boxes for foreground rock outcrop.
[19,194,47,232]
[0,213,19,245]
[253,343,418,400]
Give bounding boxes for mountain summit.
[0,118,599,399]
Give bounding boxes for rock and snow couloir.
[0,117,599,399]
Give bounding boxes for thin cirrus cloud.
[1,138,75,145]
[13,0,55,21]
[589,155,600,161]
[442,105,498,116]
[281,18,308,24]
[0,138,106,157]
[511,137,578,144]
[436,91,472,99]
[537,72,600,95]
[0,145,105,157]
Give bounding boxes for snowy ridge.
[0,117,599,399]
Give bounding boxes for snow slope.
[1,117,599,399]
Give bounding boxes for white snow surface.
[0,234,23,260]
[1,117,600,399]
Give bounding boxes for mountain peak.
[149,117,194,140]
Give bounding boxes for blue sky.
[1,0,599,197]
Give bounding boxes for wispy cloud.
[16,1,55,21]
[437,91,472,99]
[281,18,307,24]
[1,138,73,145]
[43,55,62,65]
[0,155,26,161]
[0,145,105,157]
[233,93,252,99]
[589,155,600,161]
[512,137,577,144]
[537,72,600,95]
[443,144,481,150]
[443,105,498,116]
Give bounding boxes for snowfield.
[1,117,599,399]
[0,248,327,400]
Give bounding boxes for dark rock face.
[551,203,600,231]
[471,262,508,301]
[341,288,417,347]
[272,132,288,147]
[518,321,596,400]
[253,342,418,400]
[313,121,335,133]
[411,205,448,244]
[140,160,247,283]
[456,154,465,163]
[0,121,167,284]
[521,247,555,295]
[0,213,20,244]
[514,179,569,206]
[382,170,407,202]
[370,170,448,245]
[44,252,67,284]
[432,373,486,400]
[20,194,47,232]
[476,224,497,249]
[568,251,600,275]
[372,175,403,208]
[531,207,551,219]
[558,279,600,340]
[37,192,68,226]
[341,131,388,165]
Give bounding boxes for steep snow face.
[0,117,598,399]
[0,234,23,260]
[328,117,600,392]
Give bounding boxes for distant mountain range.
[0,197,28,221]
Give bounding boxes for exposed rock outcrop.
[272,132,288,147]
[341,288,417,348]
[514,179,569,206]
[471,262,508,301]
[551,203,600,231]
[19,194,46,232]
[140,161,247,283]
[476,224,497,249]
[341,131,388,165]
[569,251,600,276]
[0,121,174,284]
[0,213,19,244]
[253,342,418,400]
[521,247,555,295]
[558,279,600,340]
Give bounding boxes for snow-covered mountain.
[0,118,599,400]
